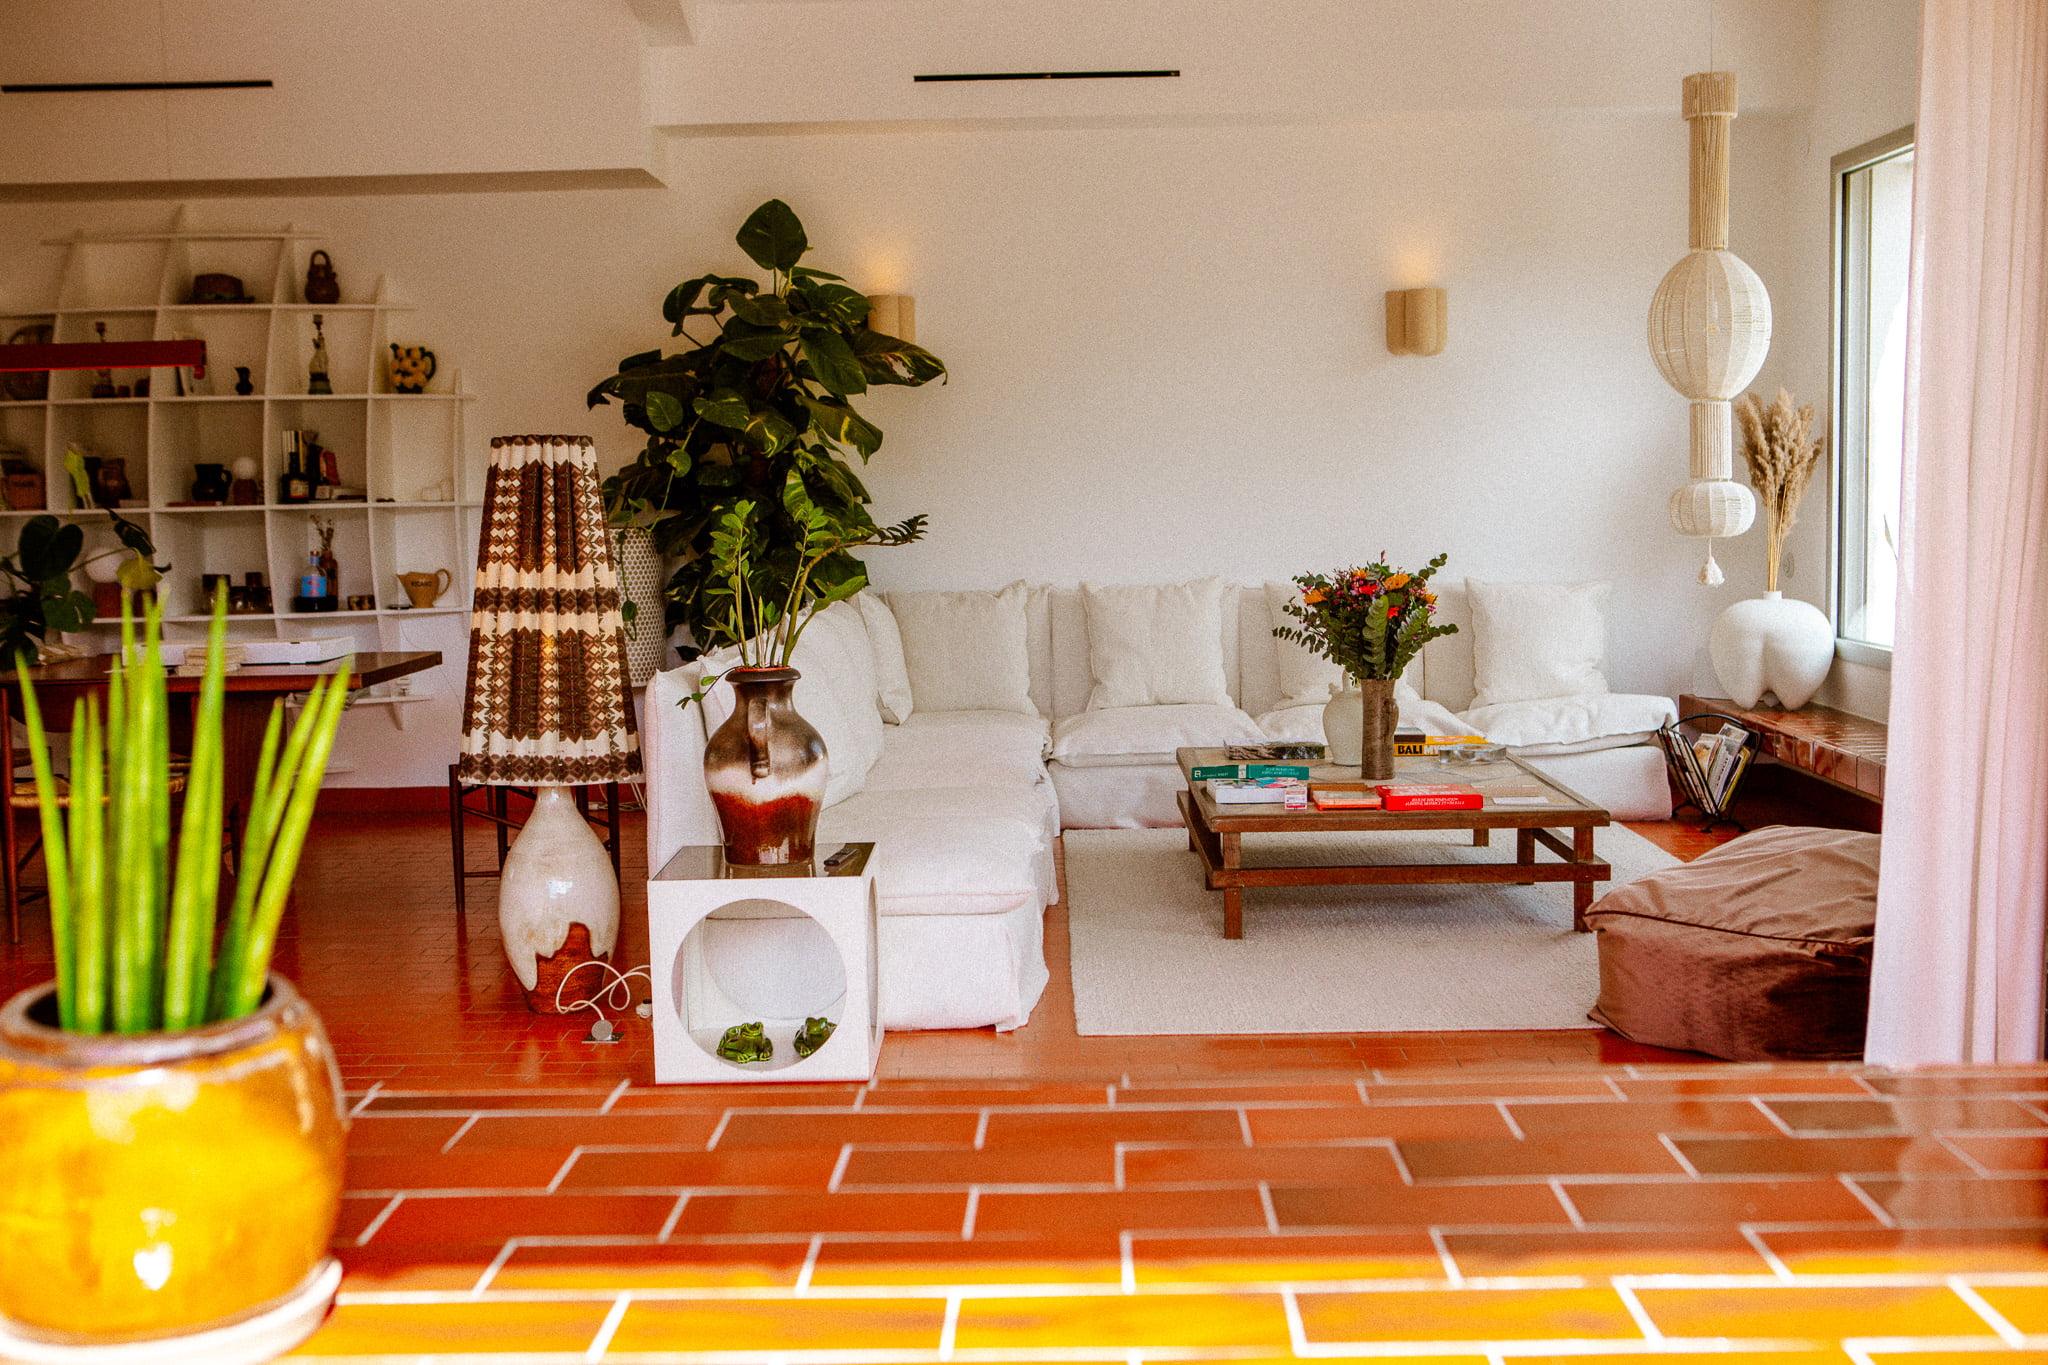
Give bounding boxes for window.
[1832,128,1914,660]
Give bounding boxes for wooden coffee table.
[1175,747,1613,940]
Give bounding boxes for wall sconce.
[1384,287,1447,356]
[868,293,917,342]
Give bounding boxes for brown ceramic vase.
[1358,676,1400,781]
[704,665,828,865]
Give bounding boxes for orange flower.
[1385,573,1411,589]
[1303,588,1326,605]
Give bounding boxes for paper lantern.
[459,434,641,1012]
[1651,71,1769,583]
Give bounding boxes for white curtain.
[1867,0,2048,1065]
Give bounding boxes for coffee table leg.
[1473,828,1489,847]
[1516,828,1536,884]
[1221,832,1243,940]
[1572,826,1596,931]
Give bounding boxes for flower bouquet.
[1275,553,1458,777]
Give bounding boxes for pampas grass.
[1737,388,1825,592]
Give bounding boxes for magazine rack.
[1656,712,1761,832]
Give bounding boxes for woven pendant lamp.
[1649,70,1769,585]
[459,434,641,1012]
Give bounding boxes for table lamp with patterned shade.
[458,434,641,1013]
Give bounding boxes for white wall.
[0,0,1917,784]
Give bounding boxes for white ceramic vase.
[1321,681,1364,766]
[499,786,620,1012]
[1708,590,1833,709]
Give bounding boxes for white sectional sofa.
[644,577,1675,1033]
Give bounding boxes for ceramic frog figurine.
[715,1022,772,1064]
[793,1016,836,1058]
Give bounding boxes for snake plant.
[15,588,352,1033]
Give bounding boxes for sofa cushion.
[1052,703,1265,768]
[788,602,883,805]
[866,710,1052,793]
[1082,579,1232,709]
[1462,693,1676,754]
[1264,580,1347,710]
[854,591,915,724]
[1586,826,1879,1060]
[815,802,1046,918]
[1467,578,1613,708]
[885,584,1037,716]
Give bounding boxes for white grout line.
[471,1238,520,1297]
[960,1188,980,1240]
[597,1078,631,1114]
[347,1081,384,1117]
[1951,1278,2027,1346]
[1656,1132,1701,1177]
[1549,1179,1585,1229]
[793,1234,823,1295]
[1496,1101,1526,1139]
[438,1112,479,1154]
[656,1191,690,1241]
[1428,1227,1465,1286]
[582,1291,631,1363]
[703,1110,734,1150]
[1738,1224,1796,1280]
[1257,1180,1280,1233]
[1281,1285,1310,1358]
[1118,1230,1136,1293]
[1751,1094,1801,1136]
[1934,1132,1997,1176]
[826,1145,853,1194]
[1610,1281,1663,1341]
[352,1194,403,1247]
[1237,1108,1255,1146]
[937,1293,961,1360]
[972,1110,990,1149]
[1838,1173,1899,1228]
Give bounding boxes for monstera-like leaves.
[591,199,947,655]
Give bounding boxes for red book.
[1375,783,1484,811]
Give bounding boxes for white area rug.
[1064,825,1679,1036]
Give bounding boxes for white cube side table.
[647,842,881,1084]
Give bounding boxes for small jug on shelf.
[387,344,436,395]
[302,250,340,305]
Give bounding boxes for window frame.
[1829,123,1915,670]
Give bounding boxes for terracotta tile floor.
[5,807,2048,1362]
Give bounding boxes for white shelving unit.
[0,209,477,706]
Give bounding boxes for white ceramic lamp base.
[499,786,620,1013]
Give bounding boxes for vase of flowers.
[0,590,353,1361]
[1276,554,1458,779]
[1710,390,1832,708]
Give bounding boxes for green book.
[1246,763,1311,780]
[1190,763,1242,781]
[1192,762,1313,781]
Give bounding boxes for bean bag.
[1586,825,1879,1060]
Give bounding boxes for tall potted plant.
[1275,554,1458,779]
[0,592,353,1362]
[591,199,944,865]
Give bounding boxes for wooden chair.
[447,764,622,922]
[3,690,189,944]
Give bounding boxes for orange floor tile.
[2,806,2045,1362]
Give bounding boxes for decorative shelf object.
[0,207,479,725]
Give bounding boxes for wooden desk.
[5,651,442,811]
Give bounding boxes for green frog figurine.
[793,1016,836,1058]
[715,1021,772,1064]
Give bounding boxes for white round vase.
[1322,682,1364,766]
[499,786,620,1013]
[1708,591,1833,709]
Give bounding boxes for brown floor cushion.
[1586,825,1879,1060]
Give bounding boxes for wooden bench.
[1679,695,1887,810]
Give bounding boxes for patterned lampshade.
[458,435,641,786]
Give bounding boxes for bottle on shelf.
[279,431,312,504]
[292,552,331,613]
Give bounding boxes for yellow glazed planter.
[0,975,346,1360]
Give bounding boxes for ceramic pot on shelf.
[0,976,346,1362]
[1708,590,1834,709]
[704,666,828,865]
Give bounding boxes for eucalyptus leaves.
[592,200,946,655]
[1275,554,1459,682]
[16,590,350,1033]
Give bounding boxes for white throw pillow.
[1051,703,1266,768]
[1466,579,1613,709]
[787,602,883,805]
[854,591,914,724]
[1081,579,1231,710]
[884,584,1037,716]
[1264,581,1346,710]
